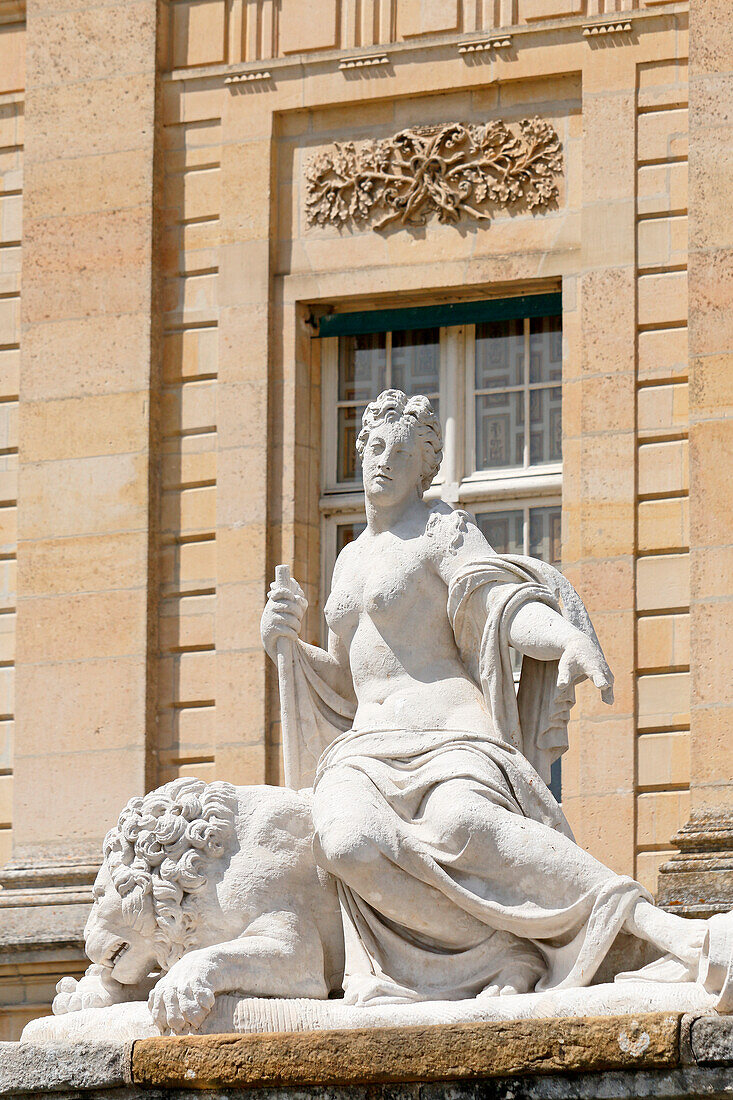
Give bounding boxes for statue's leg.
[625,900,707,967]
[313,765,490,949]
[314,766,706,972]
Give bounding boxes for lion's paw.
[148,956,216,1035]
[52,966,121,1015]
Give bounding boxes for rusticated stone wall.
[0,0,730,1041]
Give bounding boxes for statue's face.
[84,864,159,985]
[362,418,423,505]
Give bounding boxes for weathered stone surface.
[690,1015,733,1065]
[132,1014,682,1089]
[0,1039,131,1094]
[7,1067,733,1100]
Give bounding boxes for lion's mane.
[102,778,237,970]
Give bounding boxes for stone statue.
[21,389,732,1042]
[259,390,731,1010]
[26,779,345,1039]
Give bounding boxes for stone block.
[561,791,635,875]
[18,454,149,540]
[638,731,691,789]
[691,1016,733,1065]
[279,0,338,53]
[162,379,217,435]
[131,1014,682,1089]
[0,23,24,97]
[29,3,155,89]
[637,215,688,271]
[637,382,688,438]
[24,74,154,164]
[637,672,690,732]
[637,498,689,554]
[397,0,460,38]
[638,271,688,328]
[20,314,155,401]
[161,484,217,536]
[637,613,689,672]
[636,554,689,612]
[170,0,227,69]
[18,392,149,463]
[637,790,691,848]
[637,326,688,383]
[163,327,219,384]
[158,650,215,707]
[638,440,689,498]
[520,0,582,18]
[18,532,146,599]
[637,109,689,165]
[0,1040,131,1093]
[0,773,11,827]
[14,656,146,757]
[24,149,150,222]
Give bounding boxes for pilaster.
[0,0,164,1006]
[657,0,733,916]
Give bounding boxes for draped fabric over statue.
[280,556,652,1005]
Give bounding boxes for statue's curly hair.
[356,389,443,493]
[102,778,237,971]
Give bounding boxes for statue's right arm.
[260,575,355,702]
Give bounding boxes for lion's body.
[52,779,345,1033]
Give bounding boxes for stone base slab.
[19,981,720,1044]
[1,1014,733,1097]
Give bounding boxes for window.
[321,296,562,570]
[319,295,563,801]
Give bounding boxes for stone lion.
[47,777,344,1035]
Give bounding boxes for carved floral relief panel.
[305,119,563,230]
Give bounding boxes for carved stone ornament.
[305,117,563,230]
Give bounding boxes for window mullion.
[386,330,392,389]
[464,323,476,480]
[524,318,531,470]
[441,326,461,500]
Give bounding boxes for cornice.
[164,3,689,86]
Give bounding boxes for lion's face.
[85,864,159,986]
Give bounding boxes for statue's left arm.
[430,505,613,704]
[505,600,613,703]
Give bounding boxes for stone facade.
[0,0,729,1041]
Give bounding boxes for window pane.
[336,521,366,556]
[529,386,562,465]
[529,505,562,568]
[391,328,440,397]
[338,333,387,402]
[529,315,562,384]
[337,404,366,482]
[475,319,524,390]
[549,756,562,803]
[475,509,524,556]
[475,391,524,470]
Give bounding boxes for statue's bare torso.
[325,503,490,734]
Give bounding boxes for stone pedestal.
[658,816,733,918]
[1,1014,733,1099]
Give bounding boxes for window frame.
[319,296,563,602]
